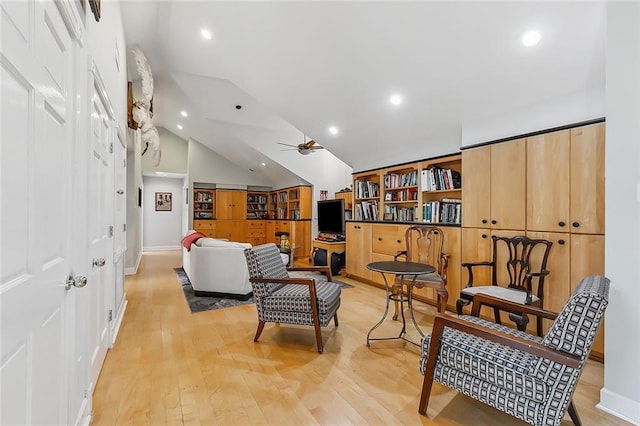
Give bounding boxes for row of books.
[384,170,418,189]
[276,208,288,219]
[194,191,213,202]
[384,187,418,202]
[278,192,288,202]
[354,179,380,199]
[248,195,267,203]
[423,199,462,224]
[354,200,379,221]
[421,167,461,191]
[383,205,418,222]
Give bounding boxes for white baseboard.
[125,251,142,275]
[598,387,640,425]
[110,296,128,346]
[142,245,181,251]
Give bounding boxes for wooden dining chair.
[393,225,449,315]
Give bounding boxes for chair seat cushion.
[265,281,341,315]
[460,286,540,305]
[421,315,548,403]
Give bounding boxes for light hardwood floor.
[92,250,628,425]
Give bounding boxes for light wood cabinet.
[461,121,605,359]
[462,139,526,230]
[527,123,605,234]
[346,222,372,281]
[215,219,245,242]
[193,219,216,237]
[216,189,247,220]
[570,124,605,235]
[246,220,266,246]
[570,234,605,358]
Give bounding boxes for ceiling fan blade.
[277,142,298,148]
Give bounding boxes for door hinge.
[123,159,127,168]
[123,223,126,232]
[108,226,114,237]
[109,142,113,153]
[108,310,113,322]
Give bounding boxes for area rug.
[174,267,353,314]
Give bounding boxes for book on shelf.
[355,200,378,221]
[420,167,461,191]
[355,179,380,199]
[422,199,462,224]
[384,170,418,188]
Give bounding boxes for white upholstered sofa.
[181,234,289,301]
[182,237,254,300]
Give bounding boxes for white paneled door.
[1,0,76,424]
[86,63,115,396]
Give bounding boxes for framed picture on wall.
[155,192,172,211]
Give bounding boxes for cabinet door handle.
[491,220,497,225]
[558,239,565,245]
[481,234,487,239]
[572,222,580,228]
[397,240,401,243]
[558,221,566,227]
[378,237,382,241]
[482,219,488,224]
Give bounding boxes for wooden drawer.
[248,237,266,246]
[193,220,216,229]
[372,224,406,256]
[247,220,265,229]
[198,229,216,238]
[247,229,265,238]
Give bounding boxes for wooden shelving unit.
[193,189,214,219]
[247,192,269,219]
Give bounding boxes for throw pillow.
[181,231,205,251]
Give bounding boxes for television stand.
[311,239,346,274]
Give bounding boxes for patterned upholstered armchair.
[243,243,342,353]
[419,275,609,426]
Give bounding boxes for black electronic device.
[312,248,345,275]
[317,199,345,236]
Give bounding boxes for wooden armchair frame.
[246,249,339,353]
[421,293,586,425]
[457,235,552,336]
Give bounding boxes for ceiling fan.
[278,139,324,155]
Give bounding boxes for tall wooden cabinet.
[462,138,526,230]
[215,189,247,220]
[460,121,605,359]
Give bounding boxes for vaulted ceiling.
[121,1,605,183]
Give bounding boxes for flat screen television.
[317,199,345,236]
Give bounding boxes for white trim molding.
[598,388,640,425]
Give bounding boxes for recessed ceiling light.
[261,162,266,167]
[328,126,339,135]
[200,28,212,41]
[177,124,183,130]
[180,111,188,117]
[390,94,403,106]
[522,31,541,47]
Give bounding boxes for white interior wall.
[142,176,184,250]
[125,130,143,274]
[600,3,640,424]
[141,127,188,174]
[461,85,605,147]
